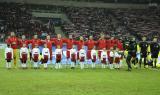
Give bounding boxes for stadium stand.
[0,3,56,41]
[0,2,160,42]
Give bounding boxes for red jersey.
[63,38,76,49]
[75,40,84,50]
[85,40,96,50]
[6,37,19,49]
[42,40,53,50]
[106,40,111,49]
[52,38,64,48]
[117,40,123,50]
[97,39,106,50]
[28,39,42,49]
[19,39,29,48]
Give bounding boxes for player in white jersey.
[91,47,97,68]
[101,48,108,68]
[20,43,29,69]
[70,45,77,69]
[114,48,121,69]
[55,45,62,69]
[5,44,13,69]
[79,46,86,69]
[32,44,40,69]
[109,47,114,69]
[42,44,50,69]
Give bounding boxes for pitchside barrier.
[0,43,7,49]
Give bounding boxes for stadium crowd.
[0,3,55,40]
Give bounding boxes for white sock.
[101,64,103,68]
[44,63,47,68]
[93,63,96,68]
[6,62,9,68]
[117,64,120,68]
[21,64,24,68]
[86,63,88,68]
[71,62,75,67]
[24,64,27,68]
[92,63,95,68]
[58,63,62,69]
[55,63,58,69]
[34,62,38,68]
[8,63,11,68]
[109,64,113,69]
[120,60,122,67]
[80,62,84,69]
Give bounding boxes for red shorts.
[101,58,106,64]
[67,50,70,59]
[43,55,48,63]
[77,52,79,59]
[114,57,120,63]
[6,52,12,62]
[56,54,61,62]
[92,56,96,62]
[21,53,27,63]
[33,54,39,62]
[80,57,85,62]
[110,57,114,64]
[87,50,91,59]
[71,54,76,62]
[98,50,102,59]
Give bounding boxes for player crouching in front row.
[55,45,62,69]
[20,43,29,69]
[101,48,108,68]
[79,46,86,69]
[5,44,13,69]
[91,47,97,68]
[32,44,40,69]
[114,47,121,69]
[42,44,50,69]
[70,45,77,69]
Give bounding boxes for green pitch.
[0,49,160,95]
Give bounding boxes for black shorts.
[6,60,11,62]
[151,52,158,58]
[141,52,147,58]
[131,51,136,58]
[56,60,61,63]
[21,60,27,63]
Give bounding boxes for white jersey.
[20,47,29,58]
[114,51,121,58]
[42,48,50,59]
[79,49,86,59]
[91,49,97,59]
[109,51,115,57]
[32,48,40,57]
[101,51,108,61]
[5,47,13,59]
[70,48,77,58]
[55,49,62,59]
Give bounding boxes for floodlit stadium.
[0,0,160,95]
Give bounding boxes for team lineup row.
[5,32,160,71]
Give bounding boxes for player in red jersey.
[75,36,85,60]
[41,35,54,60]
[19,35,29,48]
[52,34,64,48]
[28,34,42,49]
[97,34,106,59]
[63,35,76,64]
[85,36,97,65]
[5,32,19,67]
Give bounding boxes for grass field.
[0,49,160,95]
